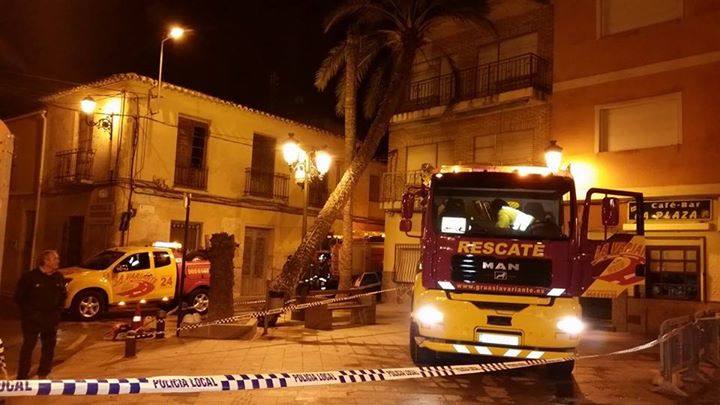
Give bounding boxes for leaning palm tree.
[272,0,490,295]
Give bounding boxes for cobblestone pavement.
[1,302,717,404]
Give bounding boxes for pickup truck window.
[117,253,151,272]
[153,251,172,267]
[79,250,125,270]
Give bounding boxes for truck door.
[152,250,178,300]
[577,188,645,298]
[111,251,163,303]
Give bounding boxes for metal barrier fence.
[658,310,720,396]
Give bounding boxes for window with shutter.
[174,117,209,189]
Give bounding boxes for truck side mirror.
[399,218,412,233]
[401,191,415,219]
[601,197,620,227]
[114,264,128,273]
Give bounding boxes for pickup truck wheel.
[410,322,437,366]
[71,291,105,321]
[187,289,210,314]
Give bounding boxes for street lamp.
[80,96,114,134]
[282,133,332,236]
[544,140,563,173]
[154,25,187,113]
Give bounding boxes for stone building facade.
[1,73,384,298]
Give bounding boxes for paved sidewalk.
[2,302,712,404]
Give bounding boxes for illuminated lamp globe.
[282,134,301,165]
[168,26,185,40]
[80,96,97,114]
[544,140,563,173]
[294,165,307,184]
[314,150,332,176]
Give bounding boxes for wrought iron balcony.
[398,53,551,113]
[55,148,95,186]
[380,170,425,205]
[174,164,208,190]
[244,168,289,203]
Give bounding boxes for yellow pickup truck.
[60,245,210,321]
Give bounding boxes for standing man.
[14,250,66,379]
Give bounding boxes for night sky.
[0,0,346,132]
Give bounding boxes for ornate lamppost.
[282,133,332,236]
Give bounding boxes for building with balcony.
[552,0,720,332]
[0,73,384,298]
[381,2,554,293]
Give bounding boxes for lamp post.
[154,25,186,113]
[282,133,332,236]
[544,140,564,173]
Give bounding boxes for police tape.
[176,287,396,333]
[0,323,687,397]
[0,357,568,396]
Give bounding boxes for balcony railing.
[174,164,208,190]
[398,53,551,113]
[244,168,289,203]
[55,148,95,185]
[380,170,425,204]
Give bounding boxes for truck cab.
[405,165,645,377]
[60,244,210,321]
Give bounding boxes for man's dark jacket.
[14,268,67,326]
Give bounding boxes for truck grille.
[450,255,552,287]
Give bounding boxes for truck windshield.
[433,187,567,239]
[79,250,125,270]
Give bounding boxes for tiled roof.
[41,72,339,137]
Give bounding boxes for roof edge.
[41,72,340,137]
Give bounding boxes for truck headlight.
[556,316,584,335]
[416,305,443,326]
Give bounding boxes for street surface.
[1,300,718,404]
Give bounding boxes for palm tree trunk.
[272,41,419,294]
[339,29,358,290]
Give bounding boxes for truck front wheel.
[546,360,575,379]
[410,322,437,366]
[71,290,106,321]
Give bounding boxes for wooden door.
[241,227,271,296]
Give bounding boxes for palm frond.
[355,36,384,84]
[315,42,347,91]
[324,0,372,33]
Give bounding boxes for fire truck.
[402,165,645,377]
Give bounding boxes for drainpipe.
[29,110,48,267]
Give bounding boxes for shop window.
[597,93,681,153]
[599,0,682,36]
[646,246,699,300]
[393,244,421,284]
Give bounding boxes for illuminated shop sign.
[629,199,712,221]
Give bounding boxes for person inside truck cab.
[490,199,534,232]
[523,202,563,239]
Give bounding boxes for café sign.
[629,199,712,221]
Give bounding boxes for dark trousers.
[17,321,57,379]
